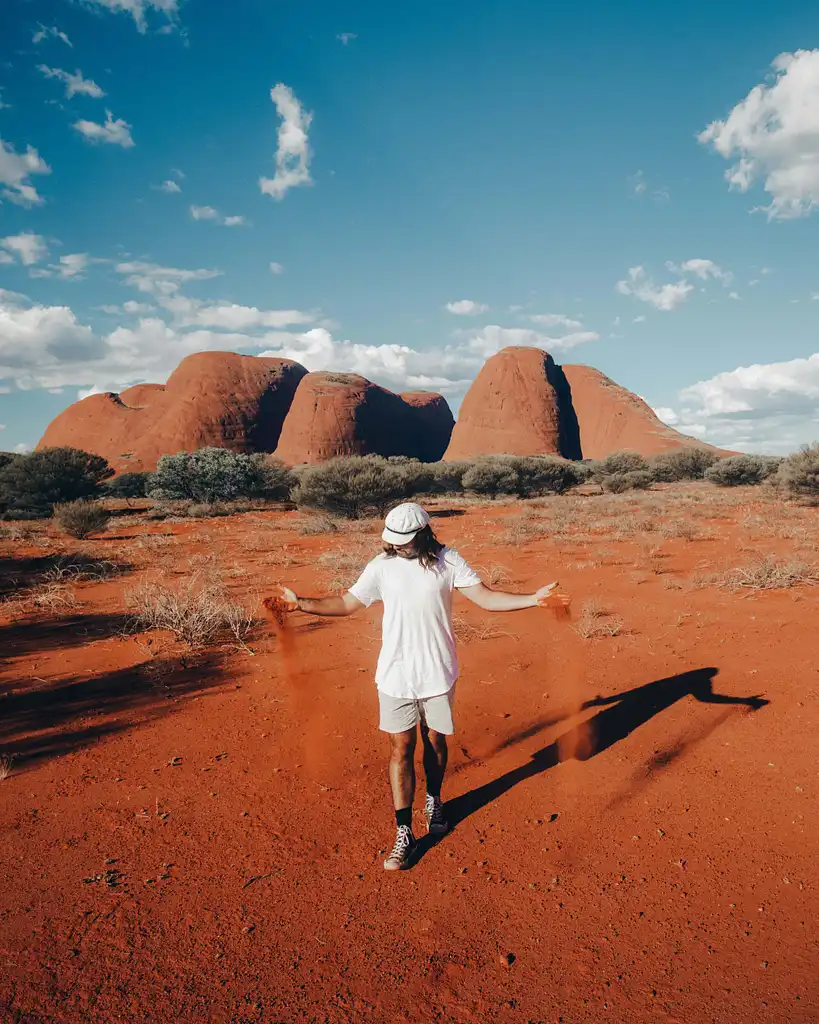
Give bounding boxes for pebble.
[500,952,516,967]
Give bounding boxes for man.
[280,502,567,871]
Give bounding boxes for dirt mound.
[561,364,731,458]
[444,347,581,460]
[37,352,307,472]
[274,372,454,464]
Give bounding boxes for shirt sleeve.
[348,558,383,607]
[445,549,482,589]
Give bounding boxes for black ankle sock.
[395,807,412,829]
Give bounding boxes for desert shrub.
[649,448,719,482]
[103,471,152,501]
[0,447,113,518]
[254,455,296,500]
[776,443,819,498]
[53,499,110,539]
[428,461,472,494]
[601,470,653,493]
[128,574,256,647]
[298,514,339,535]
[704,454,782,487]
[292,455,419,518]
[599,451,649,476]
[462,460,519,498]
[149,448,275,503]
[462,456,580,499]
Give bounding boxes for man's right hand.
[279,586,299,612]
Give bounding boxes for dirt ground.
[1,485,817,1024]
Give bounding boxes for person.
[279,501,569,871]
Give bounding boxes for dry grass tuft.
[40,555,122,583]
[571,602,624,639]
[298,514,339,535]
[0,754,13,781]
[695,555,819,592]
[474,563,513,587]
[659,520,705,541]
[452,615,517,644]
[318,541,375,591]
[127,572,258,647]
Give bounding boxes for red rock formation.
[400,391,455,462]
[561,364,730,458]
[37,351,307,472]
[444,347,579,460]
[274,373,454,464]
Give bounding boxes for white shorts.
[378,686,456,735]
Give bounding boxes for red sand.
[1,489,817,1022]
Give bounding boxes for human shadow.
[413,668,768,863]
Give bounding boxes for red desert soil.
[1,487,817,1023]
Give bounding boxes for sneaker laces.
[425,794,445,823]
[390,825,414,856]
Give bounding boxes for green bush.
[148,448,284,503]
[0,447,113,518]
[428,461,472,494]
[704,454,782,487]
[649,448,719,482]
[103,471,152,500]
[602,469,653,493]
[292,456,418,517]
[776,443,819,497]
[462,456,581,499]
[53,499,110,539]
[599,451,650,476]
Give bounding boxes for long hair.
[383,524,444,570]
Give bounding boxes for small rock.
[242,924,255,933]
[500,952,516,967]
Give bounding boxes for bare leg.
[420,724,448,798]
[388,728,417,812]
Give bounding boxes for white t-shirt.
[348,547,481,699]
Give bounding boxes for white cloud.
[171,167,184,179]
[123,300,154,313]
[174,302,315,331]
[676,352,819,452]
[33,25,73,47]
[0,137,51,206]
[157,179,181,194]
[115,260,222,296]
[0,296,102,382]
[628,169,669,201]
[74,110,134,148]
[259,84,312,201]
[633,315,646,323]
[699,50,819,220]
[728,291,739,300]
[337,32,357,45]
[528,313,583,329]
[269,262,284,275]
[38,66,105,99]
[190,204,218,220]
[465,325,599,358]
[190,205,247,226]
[616,266,693,311]
[445,299,489,315]
[652,406,679,425]
[82,0,180,33]
[667,258,733,284]
[14,443,33,454]
[1,232,48,265]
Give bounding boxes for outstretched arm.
[280,586,364,617]
[459,581,568,612]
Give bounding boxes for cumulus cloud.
[259,84,312,200]
[30,253,90,280]
[528,313,583,329]
[269,262,284,275]
[82,0,180,33]
[174,303,315,331]
[667,258,733,284]
[33,25,73,46]
[699,50,819,220]
[38,66,105,99]
[465,324,599,358]
[616,266,694,311]
[115,260,222,295]
[156,179,181,193]
[74,110,134,148]
[652,406,679,425]
[445,300,489,315]
[1,232,48,265]
[190,205,247,226]
[673,352,819,452]
[0,137,51,206]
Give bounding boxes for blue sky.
[2,0,819,455]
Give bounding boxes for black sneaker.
[383,825,417,870]
[424,794,449,835]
